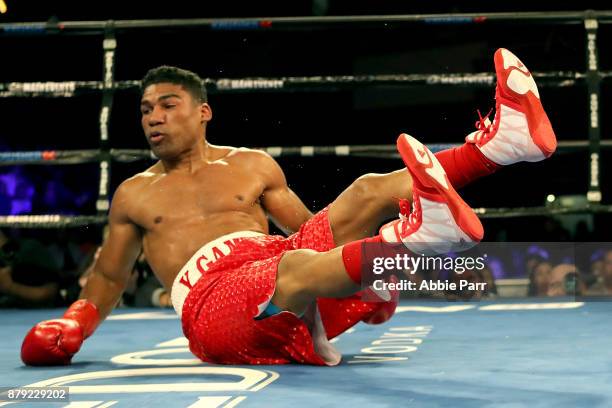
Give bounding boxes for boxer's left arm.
[255,151,313,234]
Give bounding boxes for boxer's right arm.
[252,151,313,234]
[21,183,143,366]
[79,189,143,320]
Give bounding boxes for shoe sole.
[494,48,557,157]
[397,133,484,242]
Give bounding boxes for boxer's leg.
[327,170,412,245]
[327,146,498,245]
[329,48,556,246]
[273,134,483,315]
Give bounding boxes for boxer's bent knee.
[329,173,393,244]
[330,174,384,218]
[349,173,385,204]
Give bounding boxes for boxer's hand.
[21,319,84,365]
[21,299,100,366]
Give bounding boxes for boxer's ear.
[200,103,212,123]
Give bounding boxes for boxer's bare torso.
[82,82,312,319]
[122,147,273,290]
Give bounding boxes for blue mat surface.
[1,300,610,407]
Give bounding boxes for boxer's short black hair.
[141,66,207,103]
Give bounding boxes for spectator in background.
[444,264,498,301]
[0,230,62,307]
[573,248,602,289]
[0,169,33,215]
[478,265,498,298]
[0,225,170,308]
[13,181,34,214]
[527,254,553,297]
[589,251,604,283]
[44,229,95,288]
[586,249,612,296]
[77,229,171,308]
[58,243,102,306]
[547,263,586,297]
[124,253,172,308]
[40,170,77,214]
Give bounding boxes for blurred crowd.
[0,227,171,309]
[0,225,610,309]
[0,168,96,216]
[379,243,612,301]
[526,247,612,298]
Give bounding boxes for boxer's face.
[140,83,211,159]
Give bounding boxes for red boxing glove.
[21,300,100,366]
[62,299,100,338]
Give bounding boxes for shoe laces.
[472,108,494,142]
[396,197,420,237]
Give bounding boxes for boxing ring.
[1,10,612,407]
[2,300,612,407]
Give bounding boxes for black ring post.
[96,21,117,216]
[585,12,602,203]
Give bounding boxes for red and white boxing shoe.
[465,48,557,165]
[380,134,483,255]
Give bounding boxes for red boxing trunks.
[173,208,381,365]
